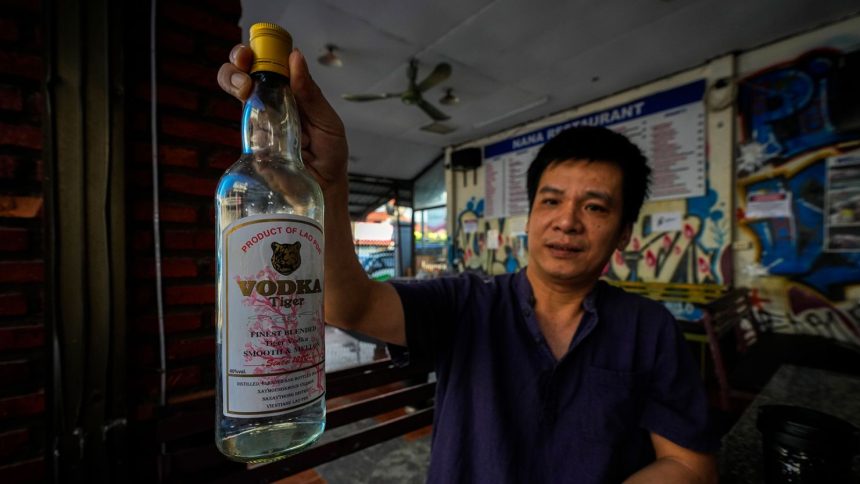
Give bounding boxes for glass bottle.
[214,22,325,463]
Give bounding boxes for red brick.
[0,391,44,419]
[0,293,27,316]
[0,155,40,180]
[207,0,242,17]
[134,311,202,334]
[208,150,236,170]
[135,365,203,399]
[156,30,196,56]
[0,457,44,482]
[0,19,20,43]
[0,86,23,111]
[0,428,29,458]
[0,52,43,82]
[163,230,192,250]
[0,261,44,283]
[0,155,14,178]
[204,43,237,64]
[135,143,202,168]
[165,284,215,305]
[0,360,31,386]
[0,325,44,350]
[161,116,239,147]
[159,60,220,92]
[161,145,198,168]
[167,335,215,360]
[3,0,42,12]
[24,90,42,118]
[133,202,198,223]
[33,158,43,181]
[166,365,202,389]
[196,231,216,250]
[133,83,200,111]
[134,257,198,279]
[206,97,241,121]
[160,3,241,42]
[0,227,28,251]
[164,229,215,251]
[163,173,218,197]
[0,122,41,150]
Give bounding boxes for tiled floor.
[272,327,432,484]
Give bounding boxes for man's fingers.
[217,63,252,102]
[289,49,344,135]
[230,44,253,71]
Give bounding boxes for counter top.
[719,365,860,483]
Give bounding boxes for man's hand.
[217,44,349,192]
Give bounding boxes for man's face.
[526,159,630,286]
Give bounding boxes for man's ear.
[616,223,632,251]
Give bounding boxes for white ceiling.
[239,0,860,181]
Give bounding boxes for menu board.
[825,149,860,252]
[483,80,706,218]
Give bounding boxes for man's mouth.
[546,242,585,254]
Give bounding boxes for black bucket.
[757,405,860,484]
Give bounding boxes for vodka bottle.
[215,23,325,463]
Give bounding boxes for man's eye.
[586,204,607,212]
[541,199,559,206]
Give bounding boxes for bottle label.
[221,214,325,418]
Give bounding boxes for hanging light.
[439,88,459,106]
[317,44,343,67]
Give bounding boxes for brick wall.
[124,0,242,477]
[0,0,47,482]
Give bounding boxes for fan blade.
[342,93,398,102]
[416,63,452,92]
[417,99,450,121]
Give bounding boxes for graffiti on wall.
[606,188,730,284]
[737,48,860,344]
[453,196,527,275]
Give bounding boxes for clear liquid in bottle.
[214,22,325,464]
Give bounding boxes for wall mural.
[606,189,730,284]
[452,196,527,275]
[736,48,860,344]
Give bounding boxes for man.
[218,45,719,483]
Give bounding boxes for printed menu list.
[483,80,707,218]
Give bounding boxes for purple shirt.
[392,270,719,483]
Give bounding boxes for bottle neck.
[242,71,303,163]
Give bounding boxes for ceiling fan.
[342,58,452,121]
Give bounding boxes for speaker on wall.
[450,147,483,170]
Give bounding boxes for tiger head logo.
[271,241,301,276]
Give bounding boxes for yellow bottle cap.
[249,22,293,78]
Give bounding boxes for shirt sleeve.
[389,274,474,370]
[639,307,722,453]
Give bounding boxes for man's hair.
[526,126,651,226]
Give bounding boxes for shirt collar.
[515,268,602,313]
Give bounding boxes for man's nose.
[555,207,584,233]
